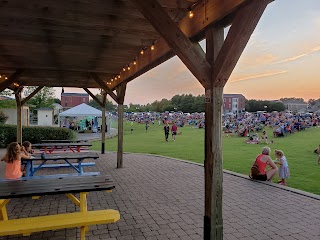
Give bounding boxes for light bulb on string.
[127,65,130,70]
[188,10,194,18]
[123,67,126,72]
[133,59,137,65]
[140,48,144,55]
[151,43,155,50]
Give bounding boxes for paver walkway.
[0,151,319,240]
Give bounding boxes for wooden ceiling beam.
[212,0,273,87]
[83,88,103,108]
[112,0,248,89]
[21,86,43,105]
[0,69,24,93]
[131,0,210,88]
[90,73,119,103]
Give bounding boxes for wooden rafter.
[21,86,43,106]
[90,73,119,103]
[83,88,103,108]
[0,69,24,92]
[212,0,273,87]
[112,0,247,89]
[131,0,211,88]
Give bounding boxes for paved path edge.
[114,151,320,201]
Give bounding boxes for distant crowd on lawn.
[125,112,205,128]
[223,111,319,140]
[124,111,319,135]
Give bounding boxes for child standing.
[1,142,31,179]
[274,150,290,185]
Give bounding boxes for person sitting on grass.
[249,146,278,181]
[1,142,31,179]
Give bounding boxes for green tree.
[23,87,55,111]
[88,94,116,112]
[0,111,8,124]
[0,89,13,96]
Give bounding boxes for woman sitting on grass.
[249,146,278,181]
[1,142,31,179]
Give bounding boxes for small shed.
[0,106,30,126]
[37,108,54,126]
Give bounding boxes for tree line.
[1,87,319,114]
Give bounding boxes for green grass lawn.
[91,121,320,195]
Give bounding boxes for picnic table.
[32,142,92,153]
[23,152,99,177]
[40,139,88,143]
[0,175,120,239]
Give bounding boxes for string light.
[188,10,194,18]
[111,78,113,82]
[151,43,155,50]
[123,67,126,72]
[133,59,137,65]
[118,75,121,79]
[4,76,7,80]
[127,65,130,70]
[140,48,144,55]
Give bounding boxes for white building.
[37,108,54,126]
[0,106,30,126]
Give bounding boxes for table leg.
[25,161,31,178]
[0,199,10,221]
[80,192,89,239]
[79,160,83,174]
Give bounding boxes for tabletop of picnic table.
[0,175,114,199]
[32,142,92,147]
[28,152,99,161]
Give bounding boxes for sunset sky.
[58,0,320,105]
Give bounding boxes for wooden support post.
[15,89,23,144]
[204,26,224,240]
[101,92,107,154]
[115,83,126,168]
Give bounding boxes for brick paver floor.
[0,151,319,240]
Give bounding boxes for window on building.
[83,98,86,102]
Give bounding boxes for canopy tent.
[58,103,103,130]
[59,103,102,117]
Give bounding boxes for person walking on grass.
[130,121,134,134]
[171,122,178,141]
[164,122,170,142]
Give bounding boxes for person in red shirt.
[171,122,178,141]
[249,146,278,181]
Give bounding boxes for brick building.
[223,94,246,114]
[61,92,89,109]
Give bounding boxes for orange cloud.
[275,46,320,64]
[230,70,287,83]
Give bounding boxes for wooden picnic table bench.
[32,142,92,153]
[0,175,120,240]
[22,152,99,177]
[40,139,88,143]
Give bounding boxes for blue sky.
[58,0,320,104]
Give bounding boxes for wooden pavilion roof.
[0,0,248,92]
